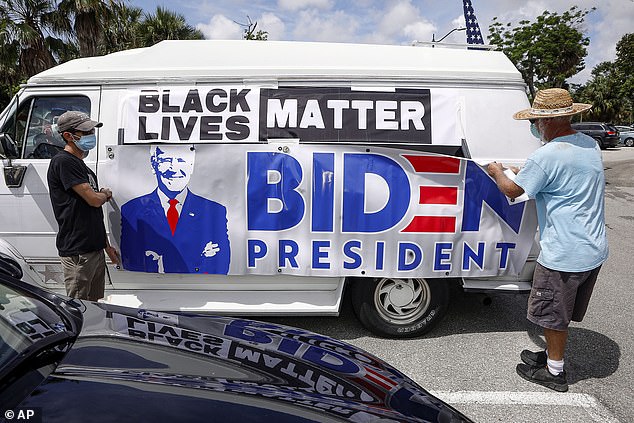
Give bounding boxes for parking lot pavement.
[429,391,620,422]
[602,146,634,164]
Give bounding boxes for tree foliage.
[58,0,118,57]
[100,2,143,54]
[575,33,634,124]
[0,0,206,109]
[487,7,634,123]
[136,6,203,47]
[615,33,634,114]
[240,16,268,41]
[0,0,65,77]
[489,6,593,98]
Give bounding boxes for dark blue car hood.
[15,301,471,422]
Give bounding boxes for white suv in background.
[615,125,634,147]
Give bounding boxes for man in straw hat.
[488,88,608,392]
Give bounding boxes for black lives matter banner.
[122,86,438,144]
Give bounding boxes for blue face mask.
[73,133,97,151]
[530,122,541,140]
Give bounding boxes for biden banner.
[102,143,537,278]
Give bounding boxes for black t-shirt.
[47,151,107,256]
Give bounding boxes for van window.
[0,96,92,159]
[21,96,91,159]
[0,98,32,159]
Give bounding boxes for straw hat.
[513,88,592,120]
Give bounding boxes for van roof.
[27,40,524,86]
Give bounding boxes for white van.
[0,40,540,337]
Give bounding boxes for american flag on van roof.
[463,0,485,45]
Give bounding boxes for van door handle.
[3,163,27,188]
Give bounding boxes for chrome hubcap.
[374,278,431,324]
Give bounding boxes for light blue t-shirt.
[514,132,608,272]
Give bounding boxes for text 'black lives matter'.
[259,87,432,144]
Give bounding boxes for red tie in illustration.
[167,198,179,235]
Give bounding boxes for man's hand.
[488,162,520,176]
[487,162,505,177]
[105,245,120,265]
[100,188,113,201]
[487,162,525,199]
[202,241,220,257]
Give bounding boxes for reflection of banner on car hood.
[101,144,537,278]
[106,313,437,421]
[111,314,378,403]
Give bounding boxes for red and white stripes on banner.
[401,155,462,233]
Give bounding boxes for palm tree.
[137,6,204,47]
[101,2,143,54]
[577,62,624,122]
[0,0,64,77]
[58,0,118,57]
[0,1,207,109]
[0,13,20,106]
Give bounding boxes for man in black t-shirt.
[47,111,119,301]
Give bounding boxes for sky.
[129,0,634,84]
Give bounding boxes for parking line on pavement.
[429,391,620,423]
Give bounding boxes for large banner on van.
[101,144,537,278]
[120,85,459,145]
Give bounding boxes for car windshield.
[0,284,70,372]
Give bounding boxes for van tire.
[350,277,449,338]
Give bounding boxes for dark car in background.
[571,122,620,149]
[0,273,472,423]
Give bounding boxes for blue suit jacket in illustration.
[121,189,230,274]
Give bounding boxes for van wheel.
[625,138,634,147]
[350,277,449,338]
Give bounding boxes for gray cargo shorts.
[527,262,602,331]
[61,250,106,301]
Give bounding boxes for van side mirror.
[0,133,19,159]
[0,133,26,188]
[0,252,23,279]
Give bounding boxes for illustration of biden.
[121,145,230,274]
